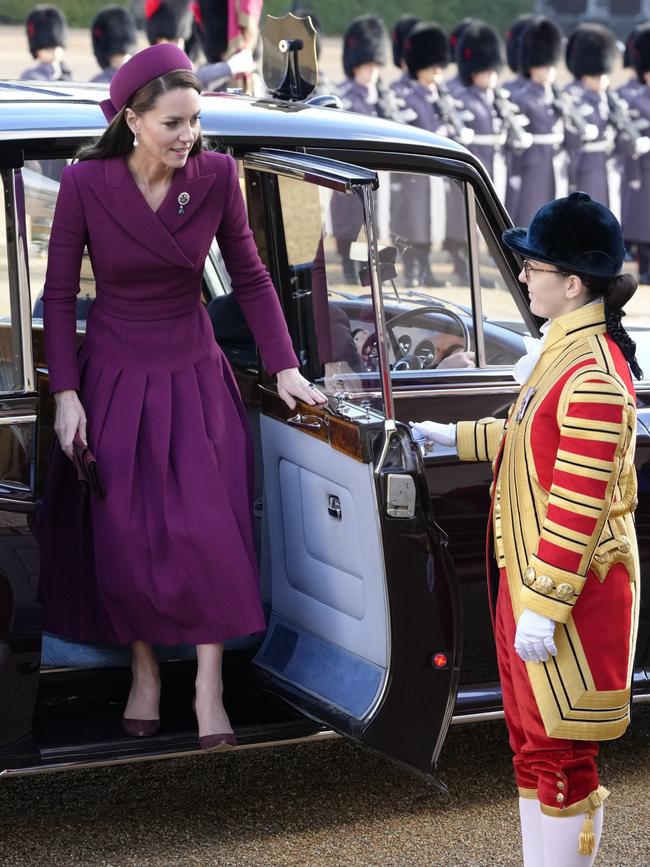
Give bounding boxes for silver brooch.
[178,191,190,215]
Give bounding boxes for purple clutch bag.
[72,433,105,498]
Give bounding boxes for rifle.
[551,85,595,142]
[606,88,647,147]
[493,87,532,153]
[435,81,474,144]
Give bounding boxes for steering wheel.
[362,305,471,371]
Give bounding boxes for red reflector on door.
[432,653,448,668]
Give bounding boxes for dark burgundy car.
[0,66,648,788]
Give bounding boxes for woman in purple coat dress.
[39,44,325,749]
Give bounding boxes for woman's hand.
[276,368,327,410]
[53,389,86,459]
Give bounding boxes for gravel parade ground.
[0,706,648,866]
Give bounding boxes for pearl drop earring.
[133,132,138,147]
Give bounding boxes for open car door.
[247,150,462,788]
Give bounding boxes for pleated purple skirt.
[39,301,266,645]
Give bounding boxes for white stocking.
[540,805,604,867]
[519,797,544,867]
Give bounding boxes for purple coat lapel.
[88,156,216,269]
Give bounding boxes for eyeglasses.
[522,259,570,282]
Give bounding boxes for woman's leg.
[124,640,161,720]
[194,643,233,736]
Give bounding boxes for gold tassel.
[578,811,595,856]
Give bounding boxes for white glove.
[409,421,457,447]
[582,123,599,142]
[459,127,474,146]
[227,48,254,76]
[635,135,650,156]
[514,609,557,663]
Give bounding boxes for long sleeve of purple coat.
[216,156,299,375]
[42,165,87,394]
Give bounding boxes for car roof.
[0,79,471,160]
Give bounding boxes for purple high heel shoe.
[192,696,237,751]
[121,716,160,737]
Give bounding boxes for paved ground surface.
[0,706,648,866]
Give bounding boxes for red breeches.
[495,570,600,809]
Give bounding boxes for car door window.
[360,169,529,379]
[277,173,386,409]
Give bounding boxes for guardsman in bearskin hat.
[621,23,650,283]
[390,14,419,99]
[145,0,253,90]
[564,23,622,214]
[20,4,72,81]
[503,12,534,97]
[505,16,568,226]
[390,22,450,287]
[455,21,511,197]
[445,18,476,97]
[90,5,138,84]
[337,14,400,118]
[333,15,404,280]
[413,191,642,867]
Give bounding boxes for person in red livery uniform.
[413,191,641,866]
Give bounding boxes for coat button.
[556,781,565,790]
[533,575,554,595]
[523,567,536,586]
[556,793,565,803]
[555,583,574,602]
[494,504,501,516]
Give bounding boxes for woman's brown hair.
[579,272,643,379]
[76,69,204,162]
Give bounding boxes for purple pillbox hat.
[99,43,193,121]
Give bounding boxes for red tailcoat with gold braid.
[457,303,639,741]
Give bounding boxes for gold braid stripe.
[555,449,614,472]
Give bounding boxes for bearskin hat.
[623,21,648,67]
[404,22,448,78]
[342,15,388,77]
[631,23,650,81]
[457,21,504,86]
[505,13,534,73]
[391,15,419,68]
[145,0,193,46]
[566,23,618,78]
[448,17,476,64]
[520,16,562,76]
[26,4,67,58]
[92,6,138,69]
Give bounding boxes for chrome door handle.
[287,413,328,431]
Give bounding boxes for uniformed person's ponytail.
[579,272,643,379]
